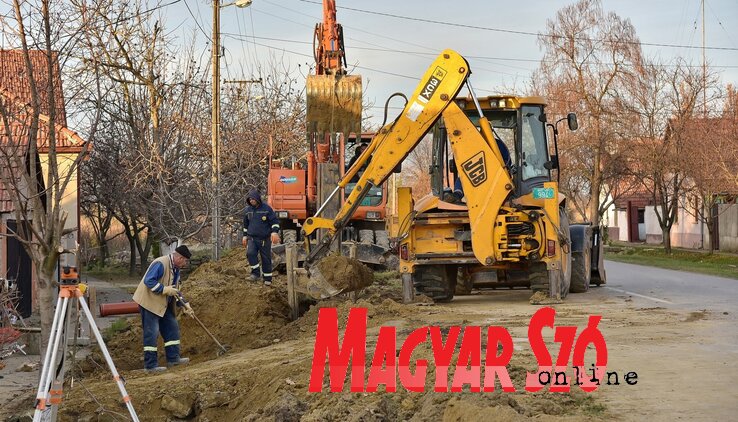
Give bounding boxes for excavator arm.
[303,49,514,266]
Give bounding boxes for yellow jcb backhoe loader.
[301,49,605,301]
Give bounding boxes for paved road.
[597,260,738,420]
[602,260,738,314]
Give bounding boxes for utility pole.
[702,0,706,117]
[211,0,222,260]
[212,0,254,260]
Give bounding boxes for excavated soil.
[49,248,613,421]
[314,254,374,292]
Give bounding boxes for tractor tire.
[359,229,374,245]
[454,267,473,295]
[529,210,572,299]
[570,238,591,293]
[413,265,456,303]
[282,229,297,244]
[528,263,550,293]
[375,230,390,250]
[558,210,572,298]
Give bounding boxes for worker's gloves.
[242,236,248,247]
[162,286,180,297]
[271,233,280,244]
[183,302,195,318]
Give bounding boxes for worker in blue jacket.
[242,189,280,285]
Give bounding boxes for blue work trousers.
[140,301,180,369]
[246,237,273,281]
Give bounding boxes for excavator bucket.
[282,252,374,300]
[306,74,362,135]
[305,254,374,299]
[303,265,343,299]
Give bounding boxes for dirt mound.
[529,291,563,305]
[313,254,374,292]
[92,248,291,370]
[67,308,607,422]
[64,253,611,421]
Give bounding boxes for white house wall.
[616,210,628,241]
[670,203,704,249]
[718,204,738,252]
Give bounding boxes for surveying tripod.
[32,265,140,422]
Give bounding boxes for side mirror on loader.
[545,155,559,170]
[567,113,578,131]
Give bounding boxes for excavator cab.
[431,97,553,202]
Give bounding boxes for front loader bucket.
[306,74,362,134]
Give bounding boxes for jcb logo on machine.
[418,67,447,104]
[462,152,487,187]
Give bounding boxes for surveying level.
[33,257,140,422]
[60,266,79,284]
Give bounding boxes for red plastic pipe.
[99,301,139,317]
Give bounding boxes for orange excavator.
[268,0,393,268]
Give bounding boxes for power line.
[295,0,738,52]
[706,0,738,49]
[113,0,184,24]
[220,33,738,69]
[182,0,209,41]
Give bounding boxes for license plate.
[532,187,555,199]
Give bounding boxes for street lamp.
[212,0,253,260]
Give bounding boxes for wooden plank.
[286,244,300,321]
[348,242,359,303]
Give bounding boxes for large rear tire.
[455,267,473,295]
[413,266,456,303]
[558,211,572,298]
[570,235,591,293]
[529,210,571,299]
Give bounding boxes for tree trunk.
[705,221,715,254]
[662,226,672,254]
[127,234,136,276]
[135,228,152,276]
[100,240,109,267]
[36,259,58,359]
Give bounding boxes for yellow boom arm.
[303,49,513,265]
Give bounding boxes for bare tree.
[79,0,216,271]
[535,0,642,224]
[219,54,307,237]
[620,57,716,252]
[0,0,97,350]
[681,90,738,252]
[400,134,433,200]
[712,85,738,188]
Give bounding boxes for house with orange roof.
[0,49,86,317]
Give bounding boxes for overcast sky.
[30,0,738,124]
[173,0,736,124]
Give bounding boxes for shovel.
[176,293,229,356]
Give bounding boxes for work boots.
[247,274,259,282]
[168,357,190,367]
[145,366,167,373]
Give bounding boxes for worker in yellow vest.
[133,245,193,373]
